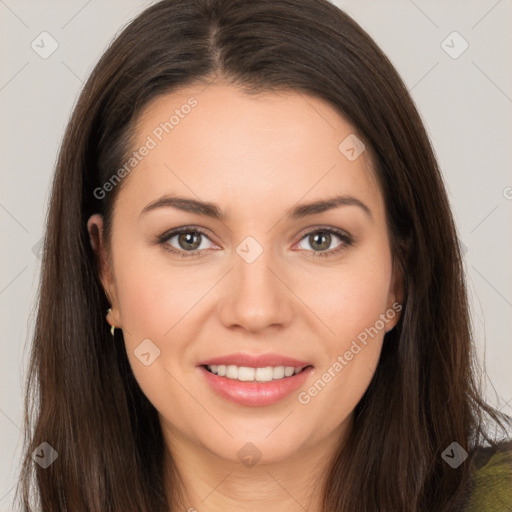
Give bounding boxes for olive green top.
[463,444,512,511]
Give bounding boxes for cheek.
[112,251,195,412]
[294,244,392,413]
[303,252,393,344]
[111,226,392,416]
[112,240,201,338]
[296,273,390,432]
[109,240,197,391]
[113,226,393,357]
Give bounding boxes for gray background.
[1,0,511,508]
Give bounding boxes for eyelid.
[156,224,353,258]
[294,224,352,243]
[155,225,218,255]
[293,225,353,257]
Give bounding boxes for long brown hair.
[15,0,511,510]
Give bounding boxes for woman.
[15,0,512,511]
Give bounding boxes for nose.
[217,246,294,334]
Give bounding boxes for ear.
[384,256,405,333]
[87,214,122,329]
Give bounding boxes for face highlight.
[88,81,402,472]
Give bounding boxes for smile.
[198,364,313,407]
[205,364,306,382]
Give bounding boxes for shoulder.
[462,441,512,512]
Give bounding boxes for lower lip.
[198,366,313,407]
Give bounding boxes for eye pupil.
[164,227,346,257]
[310,232,331,251]
[179,232,201,250]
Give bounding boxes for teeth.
[273,366,285,379]
[205,364,305,382]
[238,366,255,381]
[226,365,238,379]
[255,367,273,382]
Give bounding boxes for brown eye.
[308,231,332,251]
[176,231,202,251]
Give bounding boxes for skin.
[88,80,403,512]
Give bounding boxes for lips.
[196,352,314,407]
[197,352,311,368]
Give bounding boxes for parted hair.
[15,0,511,510]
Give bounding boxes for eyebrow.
[139,194,372,221]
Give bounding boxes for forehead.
[118,81,383,221]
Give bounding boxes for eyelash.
[156,225,353,259]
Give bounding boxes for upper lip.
[197,352,312,368]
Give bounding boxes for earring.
[107,307,116,336]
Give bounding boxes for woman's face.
[88,81,402,466]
